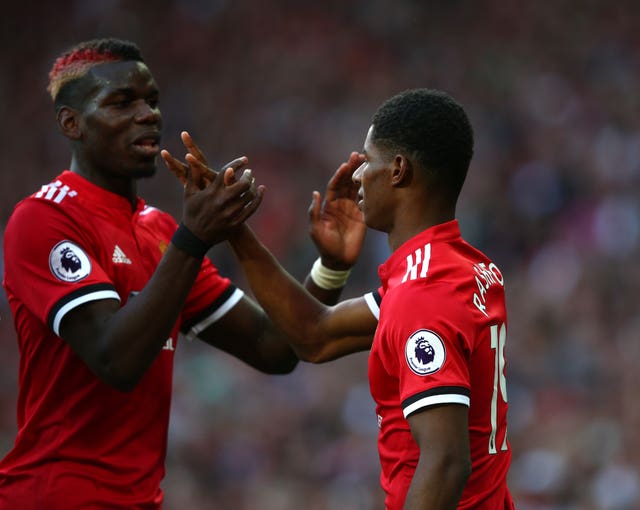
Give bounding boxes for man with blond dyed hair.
[0,38,365,508]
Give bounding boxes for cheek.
[363,170,382,193]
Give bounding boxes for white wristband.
[310,257,352,290]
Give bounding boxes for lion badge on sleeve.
[405,329,446,376]
[49,241,91,283]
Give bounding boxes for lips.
[132,132,161,156]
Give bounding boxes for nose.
[352,162,365,184]
[135,100,161,124]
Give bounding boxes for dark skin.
[56,60,364,392]
[162,131,368,306]
[190,125,470,508]
[162,132,376,362]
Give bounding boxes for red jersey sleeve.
[379,281,472,418]
[136,206,240,338]
[3,198,120,336]
[179,257,242,338]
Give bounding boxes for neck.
[387,208,455,252]
[70,156,138,210]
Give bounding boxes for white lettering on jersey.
[401,243,431,283]
[472,262,504,316]
[112,245,132,264]
[35,180,78,204]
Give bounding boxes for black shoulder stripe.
[180,284,237,334]
[401,386,470,409]
[47,283,119,331]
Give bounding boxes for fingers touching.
[160,149,189,185]
[180,131,208,166]
[161,132,265,245]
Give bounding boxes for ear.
[390,154,412,187]
[56,106,82,140]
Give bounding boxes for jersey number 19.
[489,323,508,454]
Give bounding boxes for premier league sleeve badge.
[49,240,92,283]
[405,329,446,376]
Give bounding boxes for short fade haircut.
[371,88,474,200]
[48,38,144,111]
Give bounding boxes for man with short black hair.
[212,88,515,509]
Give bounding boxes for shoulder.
[386,279,460,314]
[136,204,178,237]
[7,173,86,225]
[6,194,74,237]
[138,204,175,222]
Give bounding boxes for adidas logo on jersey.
[112,245,132,265]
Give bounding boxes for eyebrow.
[107,87,135,96]
[104,86,159,98]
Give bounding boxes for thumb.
[223,167,237,186]
[308,191,321,222]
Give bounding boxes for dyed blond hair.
[47,38,144,105]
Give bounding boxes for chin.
[132,166,157,179]
[363,214,387,233]
[137,168,157,179]
[363,215,379,232]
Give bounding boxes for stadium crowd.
[1,1,639,508]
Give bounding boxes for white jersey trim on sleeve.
[53,290,121,336]
[403,393,470,418]
[186,287,244,340]
[364,292,380,320]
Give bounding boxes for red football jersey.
[1,171,241,509]
[368,220,513,510]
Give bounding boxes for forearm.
[227,225,376,363]
[197,295,299,375]
[304,276,344,306]
[63,244,203,391]
[228,225,329,344]
[403,457,469,510]
[110,245,202,371]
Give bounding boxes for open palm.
[309,152,366,269]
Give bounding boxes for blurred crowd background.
[1,1,639,508]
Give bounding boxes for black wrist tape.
[171,223,210,259]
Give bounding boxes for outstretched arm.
[162,132,366,303]
[162,136,376,363]
[228,223,376,362]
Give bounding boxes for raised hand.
[309,152,366,270]
[162,132,264,246]
[184,155,264,246]
[161,131,247,189]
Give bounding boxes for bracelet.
[171,222,210,259]
[310,257,352,290]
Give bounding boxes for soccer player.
[0,38,364,509]
[176,89,515,509]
